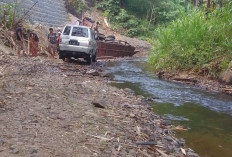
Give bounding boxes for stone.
[0,138,5,146]
[164,129,169,134]
[178,139,185,146]
[152,96,160,99]
[86,69,99,76]
[0,146,5,152]
[129,149,136,155]
[124,88,135,94]
[149,135,156,141]
[168,145,174,152]
[187,148,195,153]
[173,141,180,148]
[219,70,232,85]
[164,136,173,142]
[92,101,105,109]
[136,141,157,146]
[30,148,38,154]
[10,147,19,154]
[161,120,172,126]
[137,95,144,99]
[187,151,198,157]
[129,113,135,118]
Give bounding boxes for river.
[104,58,232,157]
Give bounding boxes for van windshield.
[71,27,88,37]
[63,26,71,35]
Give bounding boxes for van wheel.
[59,51,65,60]
[86,54,92,65]
[92,49,97,62]
[93,54,97,62]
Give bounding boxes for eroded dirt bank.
[0,51,198,157]
[158,71,232,95]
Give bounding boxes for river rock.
[178,139,185,146]
[86,69,99,76]
[129,113,135,118]
[10,146,19,154]
[187,151,198,157]
[161,120,172,126]
[92,101,105,109]
[0,138,5,146]
[164,129,169,134]
[219,70,232,85]
[124,88,135,94]
[30,148,38,154]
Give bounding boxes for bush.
[0,2,22,28]
[64,0,88,18]
[150,3,232,77]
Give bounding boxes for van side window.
[63,26,71,35]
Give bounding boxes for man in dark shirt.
[16,23,25,58]
[47,28,57,58]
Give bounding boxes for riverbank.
[0,48,199,156]
[157,71,232,95]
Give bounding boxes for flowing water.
[105,58,232,157]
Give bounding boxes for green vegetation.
[92,1,232,77]
[0,1,22,28]
[95,0,232,77]
[64,0,88,17]
[150,2,232,77]
[96,0,188,37]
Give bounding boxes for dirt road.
[0,51,197,157]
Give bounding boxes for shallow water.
[105,58,232,157]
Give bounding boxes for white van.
[58,25,97,64]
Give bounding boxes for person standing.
[15,23,25,58]
[27,30,39,57]
[56,31,61,47]
[47,28,57,58]
[94,22,100,34]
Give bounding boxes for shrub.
[0,1,22,28]
[150,3,232,77]
[64,0,88,18]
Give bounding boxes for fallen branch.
[136,141,157,146]
[156,149,170,157]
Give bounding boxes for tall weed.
[150,4,232,77]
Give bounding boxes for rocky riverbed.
[0,50,198,157]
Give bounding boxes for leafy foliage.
[150,2,232,77]
[64,0,88,17]
[0,1,22,28]
[96,0,189,37]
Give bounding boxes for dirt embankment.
[157,71,232,95]
[0,48,198,157]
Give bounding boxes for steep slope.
[0,0,69,27]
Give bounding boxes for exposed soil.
[0,48,198,157]
[158,71,232,95]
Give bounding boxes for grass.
[150,4,232,78]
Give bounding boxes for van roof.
[64,25,90,29]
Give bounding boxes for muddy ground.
[0,49,198,157]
